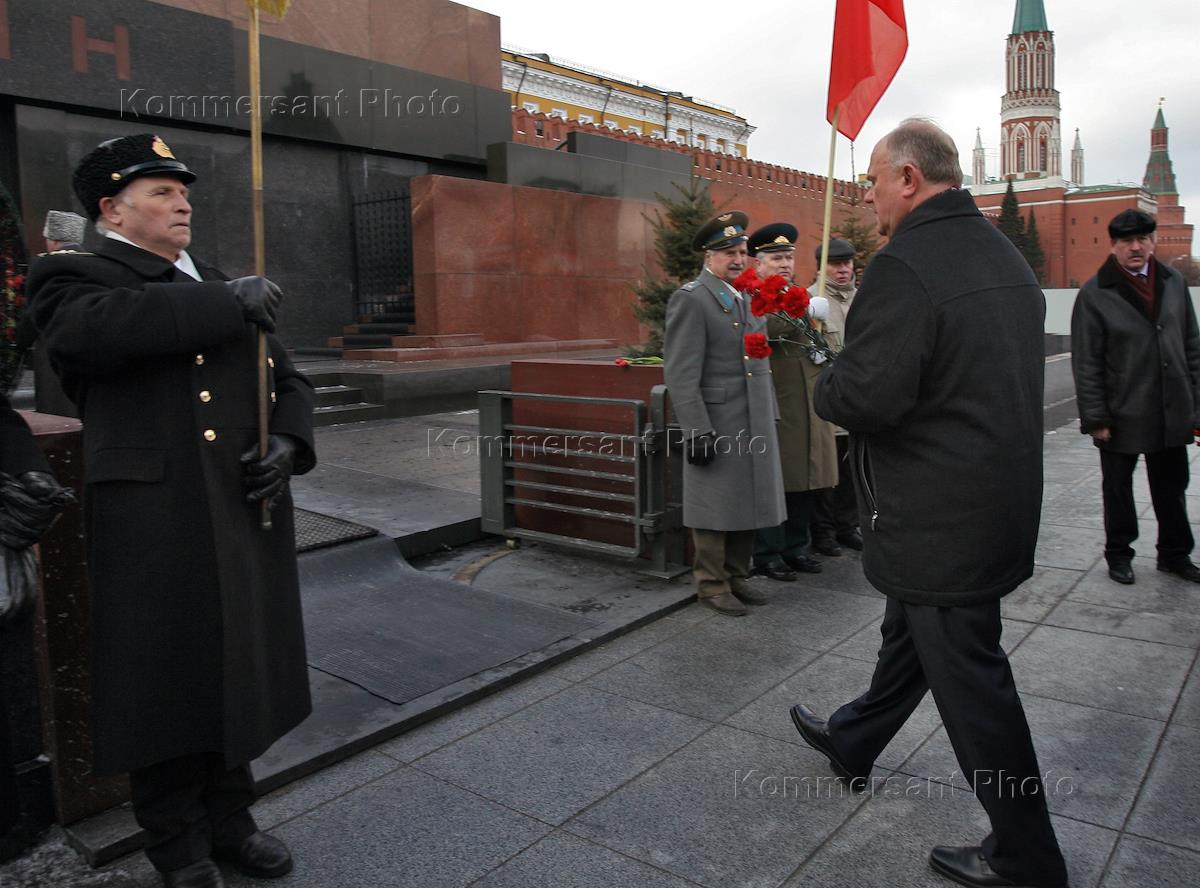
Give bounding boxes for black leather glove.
[0,471,76,550]
[228,276,283,333]
[241,435,297,509]
[685,433,718,466]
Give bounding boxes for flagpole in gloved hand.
[246,0,292,529]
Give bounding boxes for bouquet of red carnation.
[732,268,836,365]
[744,332,772,359]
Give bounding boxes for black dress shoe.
[754,562,798,582]
[783,555,823,574]
[837,528,864,551]
[213,831,293,879]
[162,859,225,888]
[788,704,869,790]
[811,537,842,557]
[1157,559,1200,583]
[1107,561,1135,585]
[928,845,1066,887]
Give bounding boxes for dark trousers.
[1100,446,1193,564]
[130,753,258,872]
[755,490,816,566]
[811,435,857,541]
[827,598,1067,885]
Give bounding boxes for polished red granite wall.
[410,173,876,346]
[147,0,501,89]
[411,176,658,347]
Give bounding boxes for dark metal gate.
[351,185,414,319]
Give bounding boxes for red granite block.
[577,195,649,279]
[577,278,641,349]
[369,0,468,83]
[466,7,502,89]
[513,187,580,277]
[518,275,580,341]
[425,177,515,275]
[429,273,520,340]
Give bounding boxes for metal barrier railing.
[478,386,686,577]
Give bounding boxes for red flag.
[826,0,908,141]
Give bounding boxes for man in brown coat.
[748,223,837,581]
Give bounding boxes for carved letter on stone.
[70,15,131,81]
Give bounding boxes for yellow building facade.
[502,45,753,157]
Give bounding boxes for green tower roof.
[1011,0,1049,34]
[1144,108,1178,195]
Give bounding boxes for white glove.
[808,296,830,321]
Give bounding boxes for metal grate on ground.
[293,508,378,553]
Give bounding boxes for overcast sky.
[472,0,1199,230]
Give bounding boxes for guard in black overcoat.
[27,134,315,888]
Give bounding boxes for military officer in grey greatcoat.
[28,134,315,888]
[664,212,787,616]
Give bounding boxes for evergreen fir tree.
[997,179,1025,254]
[631,176,716,355]
[0,178,29,395]
[1023,208,1046,283]
[832,213,880,279]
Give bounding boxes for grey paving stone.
[1035,524,1107,571]
[1008,625,1193,720]
[738,584,885,651]
[473,831,698,888]
[377,672,573,763]
[781,551,882,599]
[1069,557,1200,615]
[1043,459,1101,486]
[724,652,943,772]
[412,685,709,825]
[225,767,550,888]
[1044,599,1200,649]
[1003,565,1084,622]
[545,614,707,684]
[900,693,1164,829]
[251,749,402,830]
[1127,724,1200,852]
[580,611,823,722]
[1175,660,1200,730]
[784,787,1116,888]
[565,724,865,888]
[1100,835,1200,888]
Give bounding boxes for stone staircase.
[310,376,387,427]
[327,302,618,362]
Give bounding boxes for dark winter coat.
[814,188,1044,606]
[27,238,316,775]
[0,393,50,477]
[1070,255,1200,454]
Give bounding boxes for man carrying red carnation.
[743,223,838,583]
[663,212,786,616]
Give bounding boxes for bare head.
[865,118,962,237]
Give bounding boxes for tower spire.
[1070,128,1084,185]
[1000,0,1060,179]
[972,127,986,186]
[1011,0,1049,35]
[1143,101,1177,195]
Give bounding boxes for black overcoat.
[814,188,1045,606]
[27,239,316,775]
[1070,255,1200,454]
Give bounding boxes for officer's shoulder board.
[681,281,700,291]
[40,249,95,257]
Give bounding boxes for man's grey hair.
[884,118,963,187]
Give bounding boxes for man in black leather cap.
[1072,208,1200,585]
[27,134,316,888]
